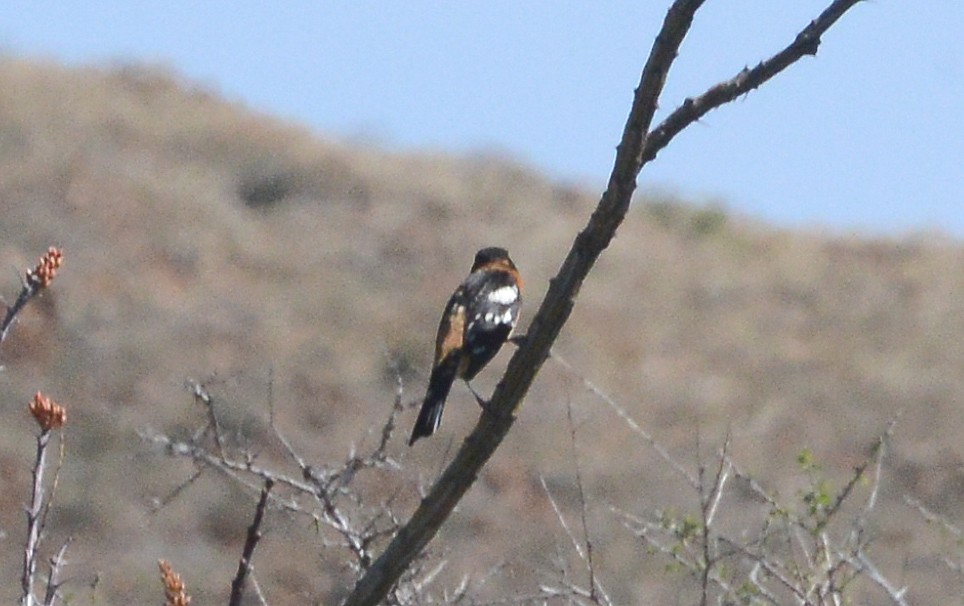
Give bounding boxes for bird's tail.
[409,356,459,446]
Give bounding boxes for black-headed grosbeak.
[409,247,523,446]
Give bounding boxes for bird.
[409,247,523,446]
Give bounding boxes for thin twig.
[376,370,405,456]
[902,495,964,539]
[817,456,871,531]
[748,562,782,605]
[698,435,731,606]
[717,535,809,603]
[550,349,699,489]
[249,572,269,606]
[144,430,316,494]
[703,438,730,529]
[21,393,68,606]
[850,416,897,546]
[22,429,52,606]
[541,476,590,575]
[37,431,66,560]
[149,373,417,599]
[538,477,606,605]
[147,468,205,514]
[564,399,610,606]
[847,550,910,606]
[229,478,274,606]
[616,507,740,599]
[42,537,72,606]
[1,285,36,345]
[2,248,64,346]
[186,379,225,456]
[640,0,863,166]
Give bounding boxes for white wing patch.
[477,308,514,326]
[487,285,519,305]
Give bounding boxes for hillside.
[0,56,962,603]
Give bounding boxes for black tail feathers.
[409,356,459,446]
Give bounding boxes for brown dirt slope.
[0,56,962,603]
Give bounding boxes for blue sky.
[3,2,962,236]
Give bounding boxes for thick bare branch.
[343,1,865,604]
[341,4,703,604]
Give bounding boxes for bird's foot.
[466,382,491,411]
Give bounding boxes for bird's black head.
[471,247,513,271]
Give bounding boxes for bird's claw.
[466,382,491,411]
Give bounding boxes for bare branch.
[702,439,730,529]
[698,437,731,606]
[147,376,422,602]
[550,349,698,489]
[539,475,612,606]
[229,478,274,606]
[641,0,863,165]
[847,550,910,606]
[185,379,226,456]
[341,1,866,603]
[250,573,269,606]
[716,536,809,603]
[615,507,740,599]
[902,495,964,540]
[42,538,72,606]
[565,400,609,606]
[147,468,205,514]
[2,247,64,346]
[23,430,53,606]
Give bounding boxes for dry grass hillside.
[1,56,962,603]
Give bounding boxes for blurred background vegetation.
[0,56,962,603]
